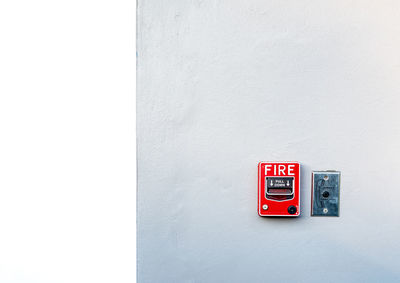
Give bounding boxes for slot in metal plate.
[311,171,340,216]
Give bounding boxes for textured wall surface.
[137,1,400,282]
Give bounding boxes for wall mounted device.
[258,161,300,216]
[311,171,340,216]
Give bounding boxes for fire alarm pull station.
[311,171,340,216]
[258,162,300,216]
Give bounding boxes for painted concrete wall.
[137,1,400,282]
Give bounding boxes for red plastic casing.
[258,161,300,216]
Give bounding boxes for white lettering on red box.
[265,164,295,176]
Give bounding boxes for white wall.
[137,1,400,282]
[0,1,136,282]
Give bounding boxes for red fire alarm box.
[258,161,300,216]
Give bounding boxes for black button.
[288,205,297,214]
[322,191,330,198]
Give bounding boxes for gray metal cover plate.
[311,171,340,216]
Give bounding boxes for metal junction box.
[258,162,300,217]
[311,171,341,216]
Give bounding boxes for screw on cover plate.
[262,204,268,210]
[323,208,328,214]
